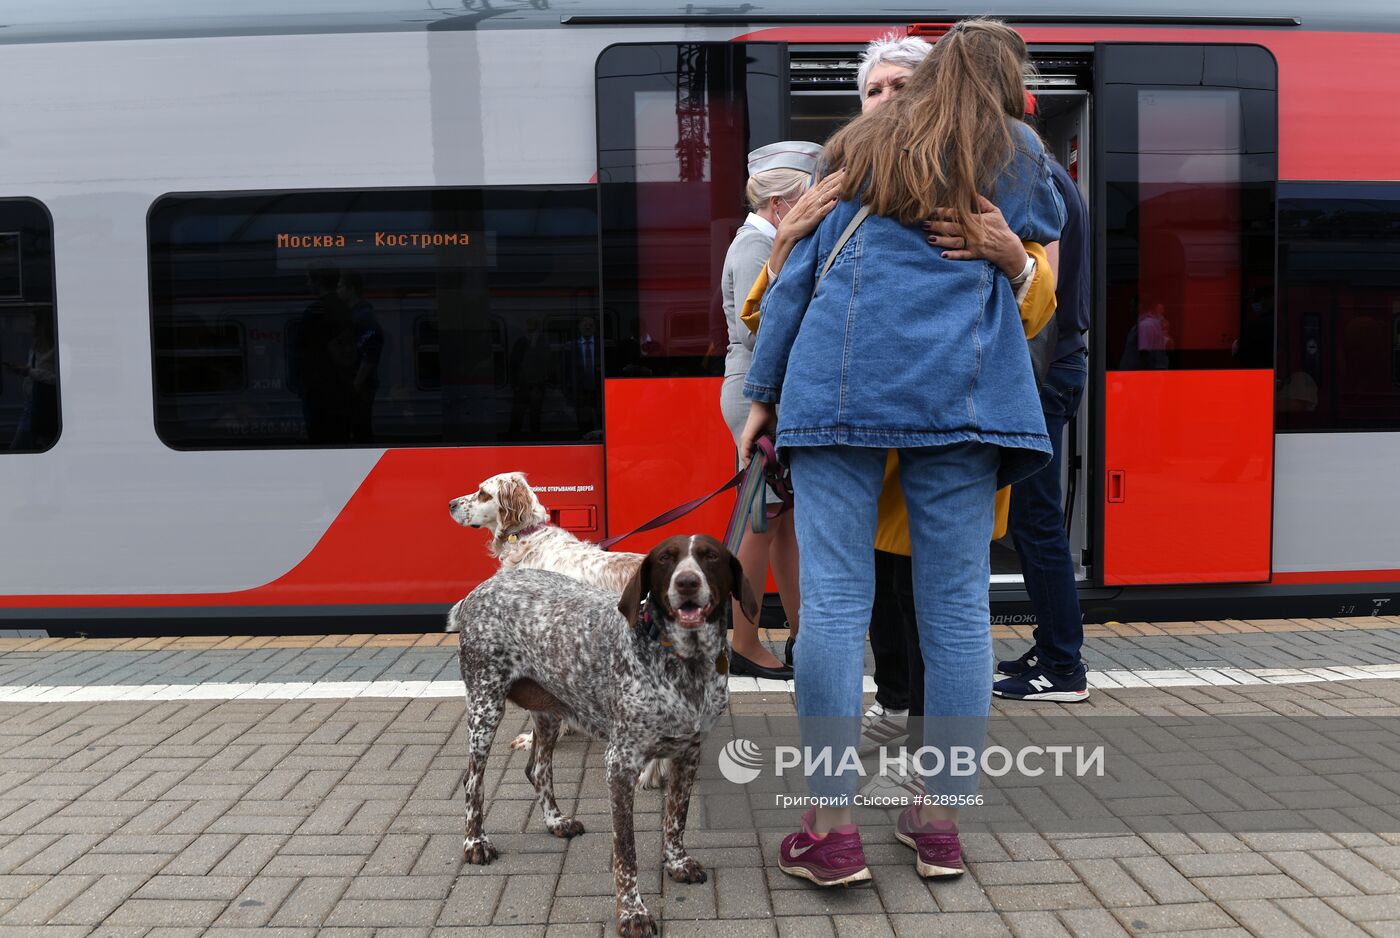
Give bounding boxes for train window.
[148,187,600,449]
[0,200,60,453]
[596,43,787,379]
[1101,46,1277,371]
[1277,182,1400,431]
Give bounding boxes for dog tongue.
[677,604,707,628]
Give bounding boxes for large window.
[596,43,786,379]
[0,200,60,453]
[149,187,600,449]
[1100,45,1276,371]
[1277,183,1400,431]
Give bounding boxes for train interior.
[785,45,1093,587]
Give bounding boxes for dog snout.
[673,571,702,596]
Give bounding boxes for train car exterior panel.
[1272,433,1400,576]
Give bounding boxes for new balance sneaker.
[895,806,964,878]
[992,664,1090,702]
[996,647,1038,677]
[778,808,872,886]
[858,701,908,756]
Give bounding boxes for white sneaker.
[859,702,909,756]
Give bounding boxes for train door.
[594,43,787,547]
[1093,43,1278,585]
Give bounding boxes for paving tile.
[890,912,1011,937]
[775,918,839,938]
[1055,908,1134,938]
[267,876,350,927]
[983,883,1100,912]
[1191,873,1312,901]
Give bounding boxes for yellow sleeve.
[739,264,770,335]
[874,244,1053,554]
[1019,241,1056,339]
[992,240,1056,539]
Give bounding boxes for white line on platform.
[2,663,1400,704]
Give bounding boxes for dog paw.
[548,817,586,839]
[666,856,707,884]
[616,909,657,938]
[510,731,534,751]
[462,837,499,865]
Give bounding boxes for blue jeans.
[1008,353,1088,675]
[789,443,999,801]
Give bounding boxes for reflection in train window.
[1277,182,1400,431]
[154,321,246,394]
[0,201,60,453]
[148,187,601,449]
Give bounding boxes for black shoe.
[729,649,794,681]
[785,635,795,668]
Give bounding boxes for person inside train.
[337,270,385,444]
[508,317,552,438]
[740,19,1064,886]
[291,265,360,445]
[4,309,58,451]
[718,140,823,679]
[565,316,602,437]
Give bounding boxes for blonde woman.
[719,142,820,678]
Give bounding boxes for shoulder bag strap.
[813,203,871,296]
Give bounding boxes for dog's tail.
[444,598,465,633]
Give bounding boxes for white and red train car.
[1,1,1398,633]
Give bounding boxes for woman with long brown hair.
[739,20,1065,887]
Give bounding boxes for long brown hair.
[824,19,1034,237]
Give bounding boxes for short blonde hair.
[745,167,808,211]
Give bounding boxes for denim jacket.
[744,121,1066,488]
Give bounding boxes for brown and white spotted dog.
[450,534,757,938]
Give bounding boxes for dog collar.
[637,595,729,674]
[505,522,548,544]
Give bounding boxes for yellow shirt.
[741,241,1057,551]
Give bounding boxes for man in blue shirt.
[993,156,1092,702]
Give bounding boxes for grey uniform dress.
[719,216,775,443]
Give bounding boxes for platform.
[2,618,1400,936]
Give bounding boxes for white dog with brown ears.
[449,471,668,788]
[450,472,644,592]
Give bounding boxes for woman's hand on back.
[922,195,1027,278]
[769,169,845,275]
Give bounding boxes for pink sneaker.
[778,808,872,887]
[895,806,965,878]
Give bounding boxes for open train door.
[594,43,786,548]
[1093,44,1278,585]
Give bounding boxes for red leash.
[597,436,790,552]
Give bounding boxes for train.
[2,0,1398,634]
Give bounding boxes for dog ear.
[728,551,760,624]
[497,476,526,532]
[618,554,652,629]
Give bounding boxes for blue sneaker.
[993,664,1090,702]
[996,647,1038,677]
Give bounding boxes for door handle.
[1107,470,1126,503]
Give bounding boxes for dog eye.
[478,491,491,502]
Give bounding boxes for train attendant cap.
[747,140,823,175]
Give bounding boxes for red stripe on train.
[0,446,605,608]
